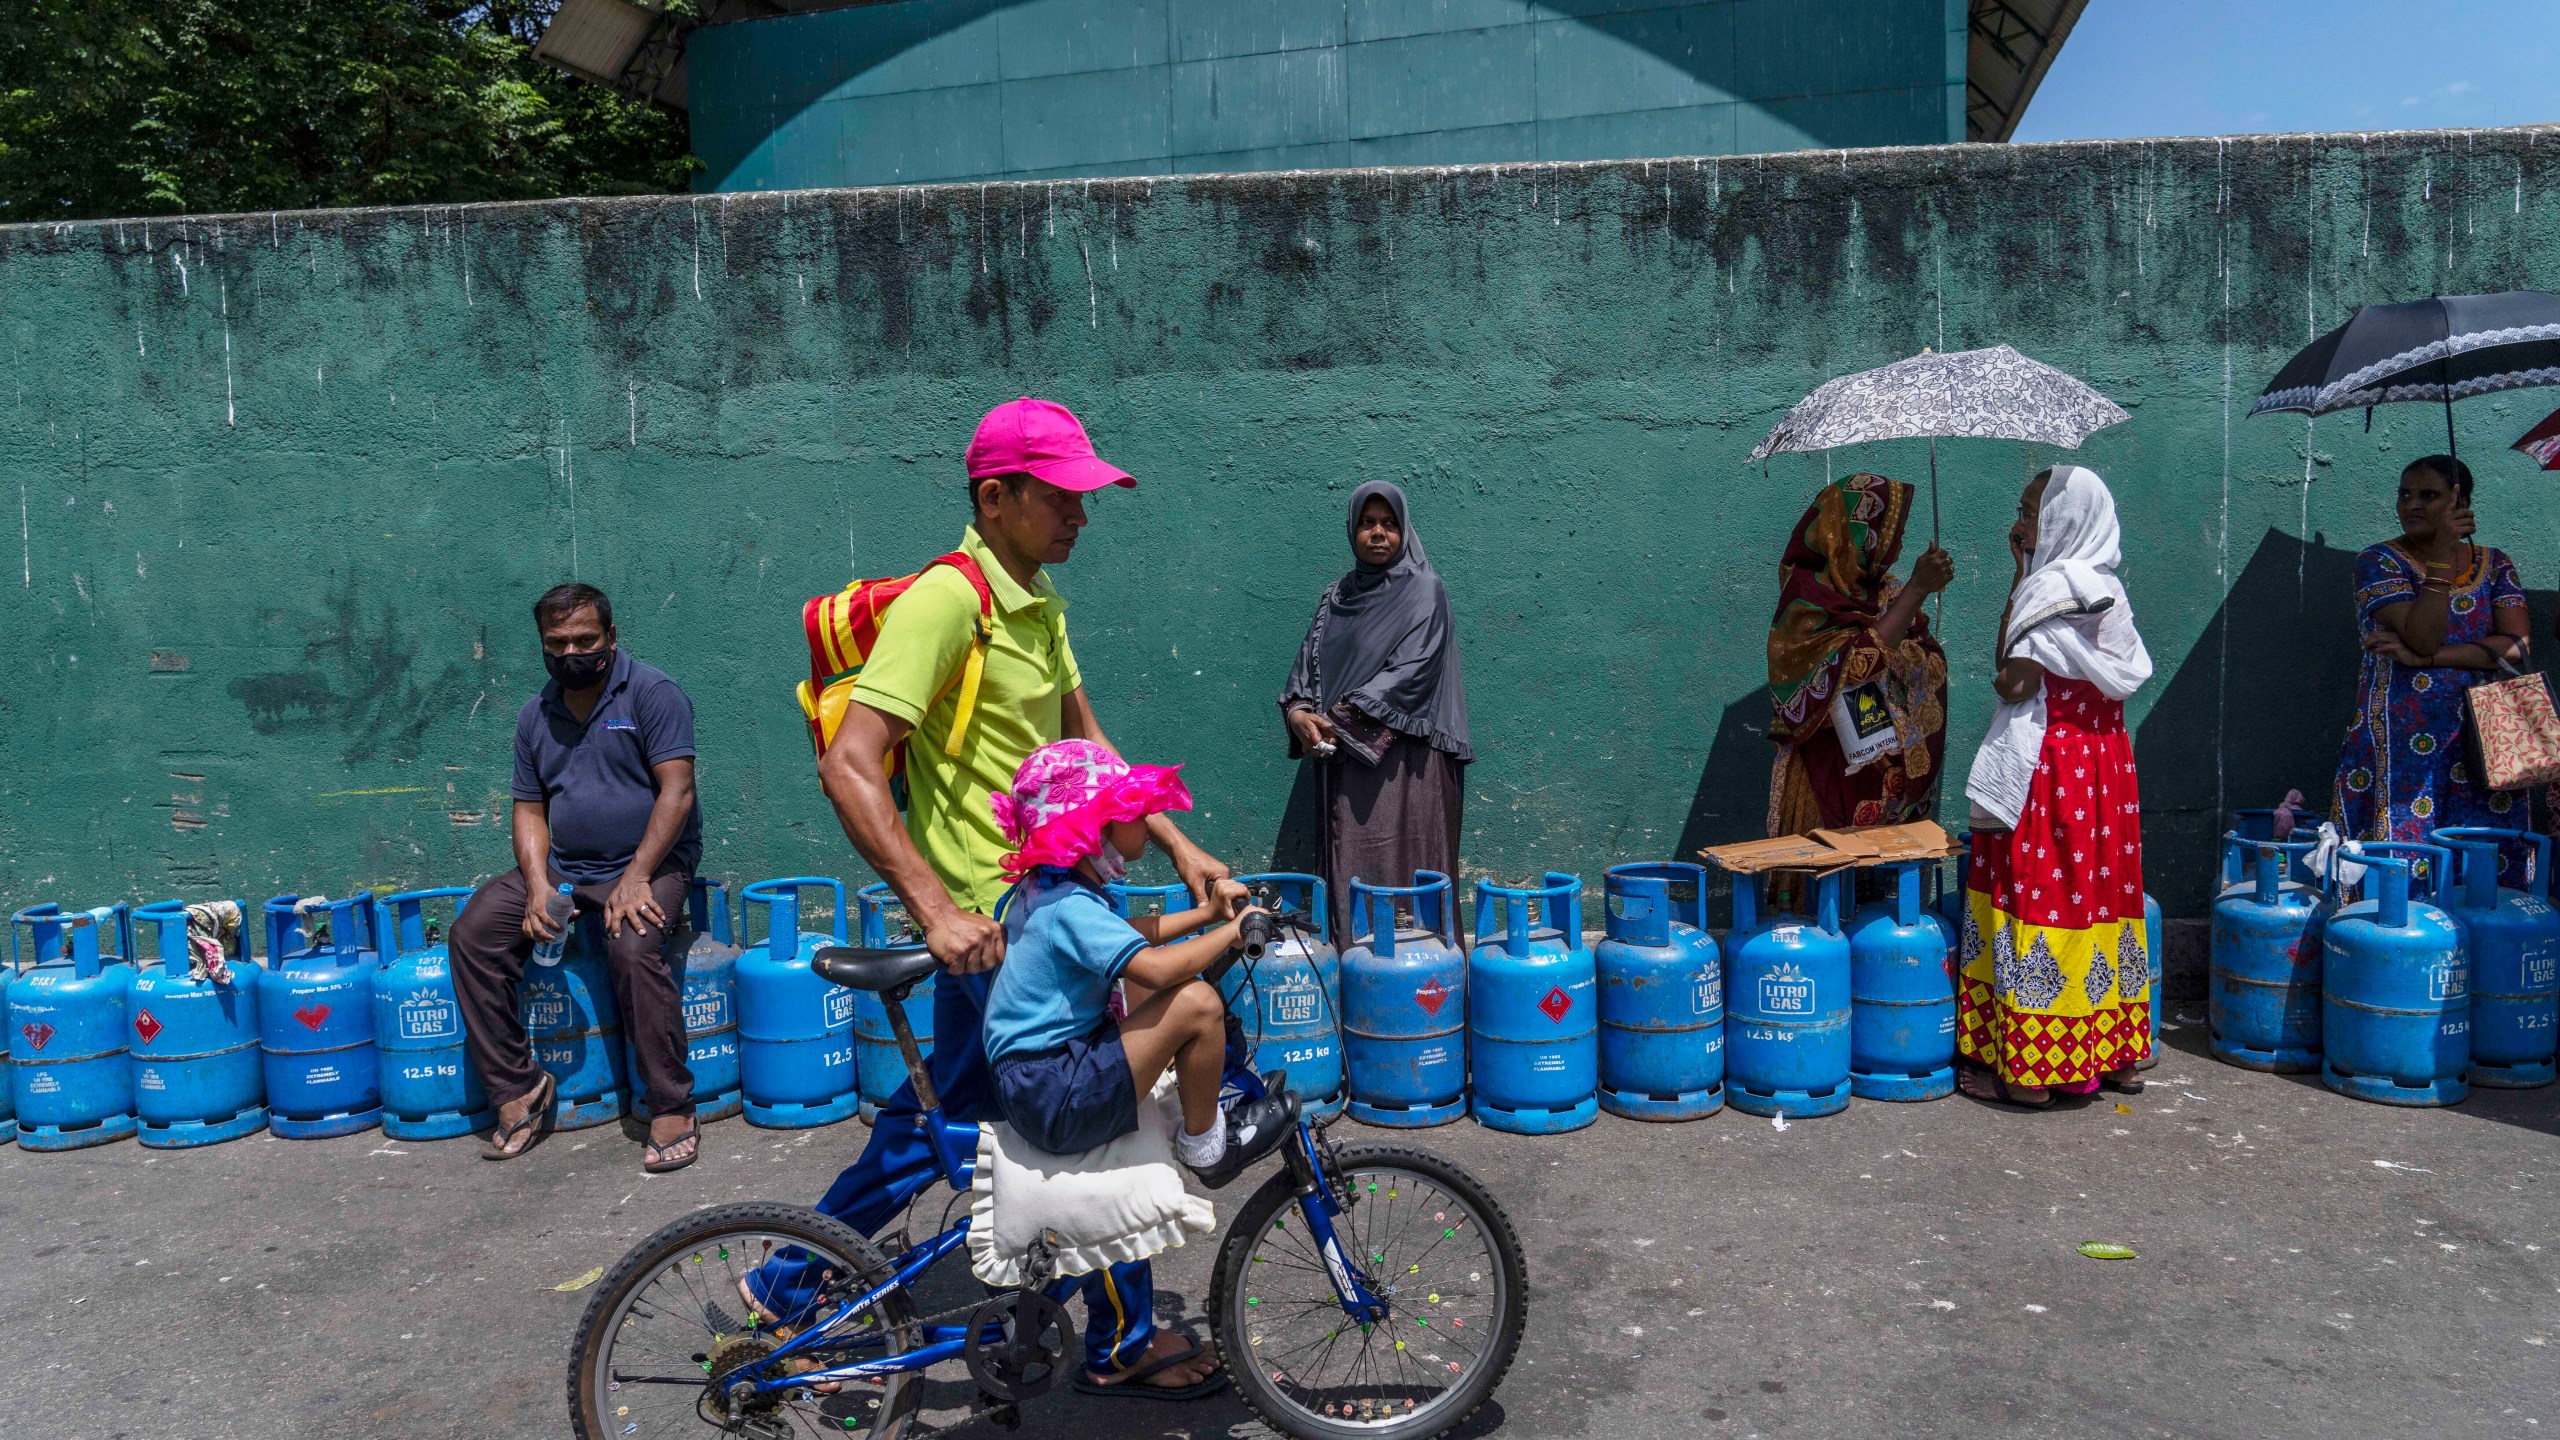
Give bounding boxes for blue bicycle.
[568,917,1527,1440]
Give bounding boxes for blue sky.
[2014,0,2560,142]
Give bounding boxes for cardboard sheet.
[1811,820,1958,865]
[1697,834,1856,875]
[1702,820,1957,874]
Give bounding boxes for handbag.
[2462,661,2560,791]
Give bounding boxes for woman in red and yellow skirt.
[1957,466,2156,1108]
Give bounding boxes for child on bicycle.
[982,739,1292,1186]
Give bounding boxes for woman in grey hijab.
[1282,482,1472,945]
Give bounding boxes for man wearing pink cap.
[754,397,1234,1398]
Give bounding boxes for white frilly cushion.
[967,1072,1217,1287]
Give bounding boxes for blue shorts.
[993,1021,1141,1156]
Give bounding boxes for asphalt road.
[6,1015,2556,1440]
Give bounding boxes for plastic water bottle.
[531,883,575,967]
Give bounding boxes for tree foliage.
[0,1,695,221]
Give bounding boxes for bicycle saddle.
[810,945,938,995]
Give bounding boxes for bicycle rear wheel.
[1209,1142,1527,1440]
[566,1201,922,1440]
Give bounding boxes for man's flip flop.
[643,1118,700,1174]
[480,1072,558,1160]
[1069,1338,1230,1401]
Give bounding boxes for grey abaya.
[1281,483,1471,946]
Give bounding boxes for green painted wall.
[5,128,2560,923]
[688,0,1967,190]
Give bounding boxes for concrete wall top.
[687,0,1968,189]
[5,126,2560,919]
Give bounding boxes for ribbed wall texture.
[687,0,1968,189]
[4,128,2558,919]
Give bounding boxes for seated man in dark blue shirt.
[450,582,706,1172]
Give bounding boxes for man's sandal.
[1069,1337,1229,1401]
[643,1118,700,1174]
[480,1072,558,1160]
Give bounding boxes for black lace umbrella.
[2249,290,2560,455]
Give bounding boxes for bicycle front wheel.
[565,1200,923,1440]
[1210,1142,1527,1440]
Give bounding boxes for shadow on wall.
[2135,525,2560,917]
[2135,528,2360,917]
[1675,690,1777,865]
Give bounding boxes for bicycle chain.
[784,1273,1067,1432]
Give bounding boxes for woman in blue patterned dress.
[2332,455,2534,872]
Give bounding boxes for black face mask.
[544,644,615,690]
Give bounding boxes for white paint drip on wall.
[628,380,638,447]
[221,280,235,428]
[19,482,28,587]
[1076,230,1098,330]
[692,199,704,301]
[560,419,580,577]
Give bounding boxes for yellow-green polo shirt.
[847,526,1081,914]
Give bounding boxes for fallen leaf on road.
[550,1266,605,1292]
[2077,1242,2137,1261]
[2114,1103,2133,1114]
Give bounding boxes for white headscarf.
[1965,465,2152,829]
[2001,465,2152,699]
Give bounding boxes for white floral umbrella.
[1746,344,2130,542]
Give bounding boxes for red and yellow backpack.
[795,551,995,772]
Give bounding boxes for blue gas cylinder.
[1849,861,1956,1102]
[1341,872,1468,1127]
[2323,842,2469,1106]
[259,895,383,1138]
[851,882,933,1124]
[371,888,488,1141]
[522,914,629,1131]
[1717,868,1853,1118]
[1468,874,1599,1135]
[0,916,14,1135]
[1227,873,1345,1119]
[2209,836,2327,1073]
[1936,835,1972,939]
[9,905,140,1150]
[1105,882,1198,935]
[671,878,747,1122]
[1596,862,1724,1121]
[2430,827,2559,1089]
[130,900,267,1147]
[739,877,858,1128]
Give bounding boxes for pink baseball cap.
[964,397,1135,492]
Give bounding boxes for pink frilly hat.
[989,739,1192,877]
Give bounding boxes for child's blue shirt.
[983,867,1147,1065]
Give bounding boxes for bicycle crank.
[961,1290,1072,1404]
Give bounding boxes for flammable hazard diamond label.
[1537,986,1573,1023]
